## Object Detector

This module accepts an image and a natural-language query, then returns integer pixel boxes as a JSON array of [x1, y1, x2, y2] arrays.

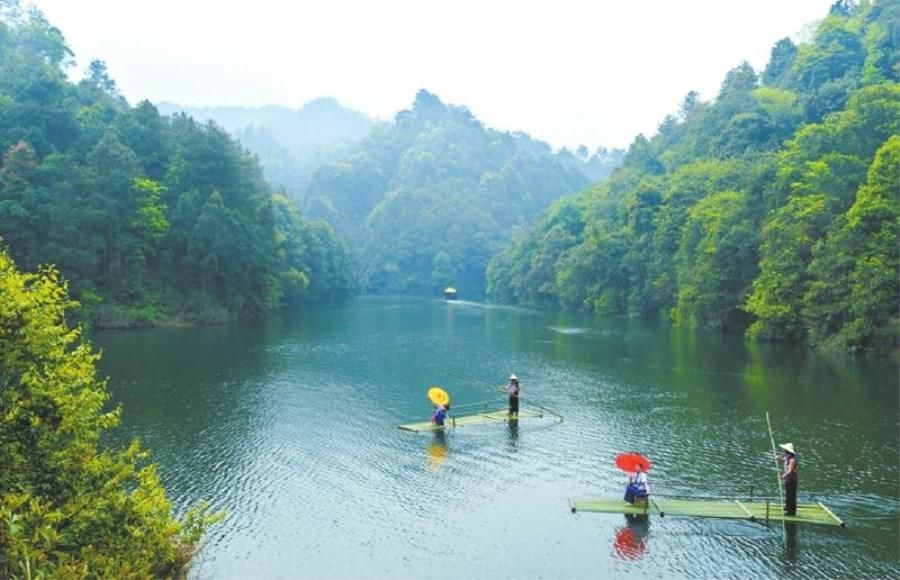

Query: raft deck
[[398, 409, 543, 432], [569, 497, 845, 527]]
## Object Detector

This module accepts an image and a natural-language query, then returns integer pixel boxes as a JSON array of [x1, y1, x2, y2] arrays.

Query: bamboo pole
[[818, 501, 847, 527], [450, 400, 489, 409], [450, 371, 564, 421], [651, 497, 665, 517], [766, 412, 787, 544], [734, 499, 755, 522]]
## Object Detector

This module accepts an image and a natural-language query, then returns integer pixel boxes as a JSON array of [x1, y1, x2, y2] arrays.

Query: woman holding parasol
[[617, 452, 652, 505], [428, 386, 451, 427]]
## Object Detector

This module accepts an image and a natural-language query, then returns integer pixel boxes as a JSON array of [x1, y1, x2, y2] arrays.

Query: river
[[93, 296, 899, 579]]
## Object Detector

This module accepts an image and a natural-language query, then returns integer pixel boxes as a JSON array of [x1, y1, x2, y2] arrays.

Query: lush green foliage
[[0, 3, 353, 327], [0, 247, 221, 577], [488, 0, 899, 353], [156, 99, 373, 196], [303, 90, 621, 295]]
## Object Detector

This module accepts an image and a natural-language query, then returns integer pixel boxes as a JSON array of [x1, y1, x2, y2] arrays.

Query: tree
[[829, 0, 855, 17], [129, 177, 170, 267], [0, 141, 42, 267], [622, 134, 665, 175], [86, 59, 117, 94], [679, 90, 701, 120], [763, 38, 798, 86], [802, 136, 900, 352], [673, 190, 759, 331], [719, 62, 758, 99], [745, 194, 829, 340], [0, 247, 220, 577]]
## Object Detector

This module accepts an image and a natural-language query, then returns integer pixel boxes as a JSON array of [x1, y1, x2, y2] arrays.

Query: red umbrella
[[615, 452, 652, 472]]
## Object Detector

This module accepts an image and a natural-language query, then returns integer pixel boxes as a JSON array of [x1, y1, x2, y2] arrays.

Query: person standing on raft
[[779, 442, 798, 515], [506, 374, 521, 417]]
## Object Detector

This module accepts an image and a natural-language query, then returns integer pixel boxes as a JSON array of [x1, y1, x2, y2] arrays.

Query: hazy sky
[[30, 0, 834, 151]]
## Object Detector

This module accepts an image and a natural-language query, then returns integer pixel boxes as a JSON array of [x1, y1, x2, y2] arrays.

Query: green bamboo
[[568, 497, 843, 526], [766, 412, 787, 544], [398, 408, 544, 432], [450, 371, 563, 420], [818, 501, 847, 527]]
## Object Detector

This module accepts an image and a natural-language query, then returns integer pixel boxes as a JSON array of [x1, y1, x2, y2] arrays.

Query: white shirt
[[630, 471, 650, 493]]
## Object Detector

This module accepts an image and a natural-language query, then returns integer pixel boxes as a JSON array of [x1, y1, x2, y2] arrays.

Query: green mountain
[[303, 90, 620, 296], [156, 99, 373, 195], [0, 7, 353, 327], [487, 0, 899, 353]]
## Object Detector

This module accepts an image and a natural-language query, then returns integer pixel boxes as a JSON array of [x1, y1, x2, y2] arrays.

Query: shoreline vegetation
[[0, 2, 355, 336], [486, 1, 899, 355], [2, 2, 896, 353], [0, 248, 224, 577]]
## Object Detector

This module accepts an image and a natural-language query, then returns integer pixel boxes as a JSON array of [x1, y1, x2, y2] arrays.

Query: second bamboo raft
[[569, 497, 845, 527]]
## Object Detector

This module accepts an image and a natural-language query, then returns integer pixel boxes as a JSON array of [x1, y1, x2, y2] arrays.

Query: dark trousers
[[509, 395, 519, 415], [624, 484, 647, 504], [784, 474, 798, 515]]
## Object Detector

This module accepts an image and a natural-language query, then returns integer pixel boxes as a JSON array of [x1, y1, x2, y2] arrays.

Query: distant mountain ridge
[[303, 89, 619, 296], [156, 98, 373, 194], [158, 93, 625, 297]]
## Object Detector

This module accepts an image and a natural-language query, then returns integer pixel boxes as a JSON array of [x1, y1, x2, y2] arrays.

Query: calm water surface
[[93, 296, 899, 579]]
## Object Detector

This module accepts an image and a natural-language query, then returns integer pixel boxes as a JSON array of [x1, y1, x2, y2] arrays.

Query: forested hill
[[488, 0, 899, 354], [0, 6, 354, 327], [303, 89, 622, 296], [157, 99, 373, 196]]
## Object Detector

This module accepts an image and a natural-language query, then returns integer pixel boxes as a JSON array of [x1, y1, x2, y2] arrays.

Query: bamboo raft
[[398, 409, 544, 432], [569, 497, 846, 527]]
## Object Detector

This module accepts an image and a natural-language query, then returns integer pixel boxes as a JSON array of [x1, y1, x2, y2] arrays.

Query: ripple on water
[[548, 326, 591, 335], [94, 297, 898, 579]]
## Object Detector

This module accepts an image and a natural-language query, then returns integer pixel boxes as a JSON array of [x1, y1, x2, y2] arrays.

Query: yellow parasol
[[427, 386, 450, 406]]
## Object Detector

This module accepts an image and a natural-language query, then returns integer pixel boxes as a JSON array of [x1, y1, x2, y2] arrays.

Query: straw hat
[[509, 374, 518, 381], [779, 443, 796, 454]]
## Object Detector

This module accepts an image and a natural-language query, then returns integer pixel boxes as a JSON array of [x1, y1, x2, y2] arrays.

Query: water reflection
[[782, 523, 799, 573], [612, 513, 650, 560], [507, 419, 519, 450], [426, 431, 448, 471]]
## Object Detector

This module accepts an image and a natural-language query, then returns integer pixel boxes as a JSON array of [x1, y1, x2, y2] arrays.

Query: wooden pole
[[766, 412, 787, 544], [452, 371, 563, 421], [734, 499, 755, 522], [818, 501, 847, 527], [651, 497, 665, 517]]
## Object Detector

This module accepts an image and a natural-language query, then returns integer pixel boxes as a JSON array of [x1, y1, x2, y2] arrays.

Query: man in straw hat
[[779, 442, 798, 516], [506, 374, 521, 418]]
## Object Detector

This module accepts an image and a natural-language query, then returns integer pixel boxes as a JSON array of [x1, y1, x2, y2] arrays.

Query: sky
[[29, 0, 835, 151]]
